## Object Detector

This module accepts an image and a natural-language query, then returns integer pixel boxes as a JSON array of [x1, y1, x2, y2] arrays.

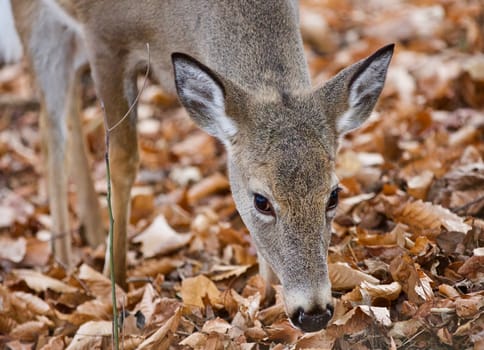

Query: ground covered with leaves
[[0, 0, 483, 349]]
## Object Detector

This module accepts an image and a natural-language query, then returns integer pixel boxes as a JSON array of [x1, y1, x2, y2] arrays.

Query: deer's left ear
[[172, 52, 238, 145], [319, 44, 394, 135]]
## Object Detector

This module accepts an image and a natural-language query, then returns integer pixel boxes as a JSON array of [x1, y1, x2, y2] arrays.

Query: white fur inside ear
[[336, 108, 357, 134], [349, 62, 387, 109], [337, 57, 389, 134], [175, 59, 238, 143]]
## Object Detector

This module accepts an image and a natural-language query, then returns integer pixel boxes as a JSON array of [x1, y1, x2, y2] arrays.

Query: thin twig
[[102, 100, 119, 350], [102, 43, 151, 350]]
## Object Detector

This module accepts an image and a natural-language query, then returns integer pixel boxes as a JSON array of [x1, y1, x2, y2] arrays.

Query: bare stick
[[102, 43, 151, 350], [101, 100, 119, 350]]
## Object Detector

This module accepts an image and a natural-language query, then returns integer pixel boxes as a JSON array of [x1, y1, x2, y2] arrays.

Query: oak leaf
[[392, 199, 471, 233]]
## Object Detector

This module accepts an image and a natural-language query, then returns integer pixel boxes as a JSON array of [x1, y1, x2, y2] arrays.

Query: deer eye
[[254, 194, 274, 215], [327, 187, 341, 211]]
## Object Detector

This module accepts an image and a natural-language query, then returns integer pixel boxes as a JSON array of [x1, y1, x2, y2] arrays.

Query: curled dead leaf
[[129, 257, 182, 280], [438, 284, 460, 298], [360, 281, 402, 301], [329, 262, 379, 290], [39, 335, 65, 350]]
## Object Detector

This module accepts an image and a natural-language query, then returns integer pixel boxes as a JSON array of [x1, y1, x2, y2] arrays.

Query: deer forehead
[[273, 146, 334, 204], [236, 134, 336, 202]]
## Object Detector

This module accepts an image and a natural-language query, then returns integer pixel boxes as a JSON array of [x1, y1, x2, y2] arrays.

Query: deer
[[1, 0, 393, 332]]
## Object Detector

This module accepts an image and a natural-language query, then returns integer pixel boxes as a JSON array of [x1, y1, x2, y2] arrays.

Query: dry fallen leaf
[[336, 193, 375, 217], [178, 332, 208, 348], [457, 255, 484, 282], [180, 275, 223, 309], [65, 321, 112, 350], [390, 255, 434, 304], [329, 262, 379, 290], [359, 281, 402, 301], [201, 317, 232, 334], [209, 264, 251, 281], [136, 307, 182, 350], [266, 320, 303, 344], [438, 284, 460, 299], [295, 329, 336, 350], [133, 215, 192, 258], [392, 199, 471, 233], [328, 305, 391, 339], [13, 269, 77, 293], [78, 264, 125, 303], [39, 336, 65, 350], [9, 320, 49, 342], [11, 291, 51, 316], [388, 319, 424, 339], [455, 293, 484, 318]]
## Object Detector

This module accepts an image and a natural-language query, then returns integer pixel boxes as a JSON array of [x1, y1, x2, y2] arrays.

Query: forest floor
[[0, 0, 483, 349]]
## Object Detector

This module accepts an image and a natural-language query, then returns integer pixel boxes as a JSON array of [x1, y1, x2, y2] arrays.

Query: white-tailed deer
[[2, 0, 393, 332]]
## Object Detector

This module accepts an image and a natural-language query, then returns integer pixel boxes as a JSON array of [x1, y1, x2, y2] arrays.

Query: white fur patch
[[336, 107, 357, 134], [0, 0, 23, 63], [349, 63, 386, 107]]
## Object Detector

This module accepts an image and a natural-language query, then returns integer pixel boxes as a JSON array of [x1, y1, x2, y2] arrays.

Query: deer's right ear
[[172, 53, 238, 145], [318, 44, 394, 136]]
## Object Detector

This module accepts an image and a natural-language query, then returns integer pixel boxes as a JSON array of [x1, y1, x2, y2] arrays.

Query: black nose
[[290, 304, 334, 332]]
